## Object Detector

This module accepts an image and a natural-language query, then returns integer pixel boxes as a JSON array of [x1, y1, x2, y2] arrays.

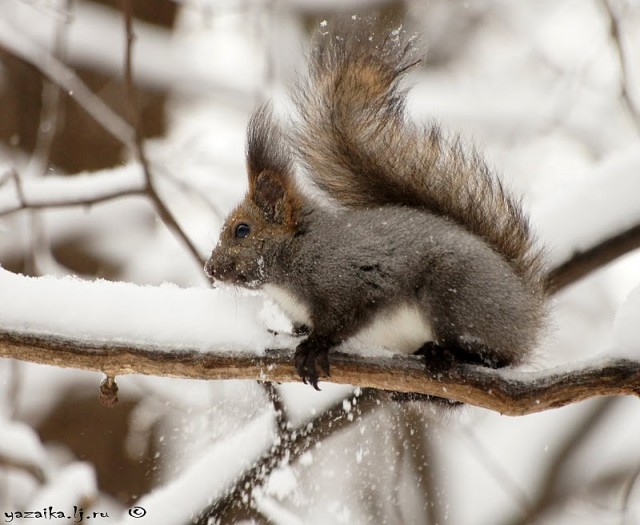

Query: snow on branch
[[0, 165, 145, 216], [0, 17, 134, 146], [0, 267, 639, 416]]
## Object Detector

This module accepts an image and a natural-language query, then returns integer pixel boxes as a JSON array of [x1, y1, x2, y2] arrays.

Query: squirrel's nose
[[204, 253, 233, 281], [204, 255, 224, 280], [204, 258, 215, 279]]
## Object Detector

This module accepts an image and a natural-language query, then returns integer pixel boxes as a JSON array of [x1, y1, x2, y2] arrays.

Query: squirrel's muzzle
[[204, 252, 231, 281], [204, 251, 249, 285], [203, 257, 216, 279]]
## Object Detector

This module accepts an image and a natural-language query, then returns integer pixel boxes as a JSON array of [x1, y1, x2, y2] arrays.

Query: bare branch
[[10, 169, 27, 206], [0, 7, 206, 270], [501, 398, 616, 525], [0, 330, 638, 416], [0, 18, 134, 145], [194, 388, 383, 524], [261, 381, 288, 439], [544, 223, 640, 293], [621, 463, 640, 525], [0, 170, 146, 217], [120, 0, 205, 268]]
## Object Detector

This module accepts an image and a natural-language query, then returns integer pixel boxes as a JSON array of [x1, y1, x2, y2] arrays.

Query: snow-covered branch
[[0, 165, 146, 216], [1, 327, 639, 417], [0, 16, 134, 146]]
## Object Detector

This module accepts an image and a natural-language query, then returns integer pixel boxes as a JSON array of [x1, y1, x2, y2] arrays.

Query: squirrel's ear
[[246, 104, 294, 224], [251, 170, 287, 223]]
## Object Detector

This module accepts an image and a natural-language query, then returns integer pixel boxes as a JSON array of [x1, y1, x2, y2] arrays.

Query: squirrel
[[204, 19, 547, 391]]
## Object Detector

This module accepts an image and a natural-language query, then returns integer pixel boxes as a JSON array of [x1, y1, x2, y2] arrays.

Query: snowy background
[[1, 0, 640, 524]]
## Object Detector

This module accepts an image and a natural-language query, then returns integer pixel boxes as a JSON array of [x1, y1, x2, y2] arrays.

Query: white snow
[[1, 2, 640, 524], [26, 462, 97, 514], [0, 0, 260, 98], [0, 267, 269, 353], [113, 411, 275, 525], [532, 142, 640, 266], [0, 419, 48, 475], [613, 283, 640, 358], [264, 466, 298, 500]]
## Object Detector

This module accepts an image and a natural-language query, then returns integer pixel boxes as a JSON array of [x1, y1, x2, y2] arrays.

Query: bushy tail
[[293, 18, 544, 291]]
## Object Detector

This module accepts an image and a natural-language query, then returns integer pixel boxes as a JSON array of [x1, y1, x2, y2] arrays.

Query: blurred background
[[1, 0, 640, 523]]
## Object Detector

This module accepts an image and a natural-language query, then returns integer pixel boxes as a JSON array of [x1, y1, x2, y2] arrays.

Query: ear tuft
[[246, 104, 300, 225], [247, 104, 290, 177]]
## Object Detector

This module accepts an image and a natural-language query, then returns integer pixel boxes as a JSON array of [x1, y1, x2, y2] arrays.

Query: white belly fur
[[263, 284, 433, 354], [263, 284, 312, 325], [354, 303, 434, 354]]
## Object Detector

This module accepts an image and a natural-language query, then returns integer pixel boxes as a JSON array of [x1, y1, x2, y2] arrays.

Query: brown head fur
[[205, 106, 305, 287]]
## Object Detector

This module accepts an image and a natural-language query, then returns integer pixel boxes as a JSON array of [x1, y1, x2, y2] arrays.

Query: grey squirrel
[[204, 20, 547, 390]]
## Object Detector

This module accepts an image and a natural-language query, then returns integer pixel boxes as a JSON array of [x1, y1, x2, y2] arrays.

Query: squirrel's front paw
[[294, 338, 331, 390]]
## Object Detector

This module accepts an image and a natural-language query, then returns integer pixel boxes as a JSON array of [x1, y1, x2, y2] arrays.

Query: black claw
[[294, 338, 332, 389], [318, 350, 330, 377]]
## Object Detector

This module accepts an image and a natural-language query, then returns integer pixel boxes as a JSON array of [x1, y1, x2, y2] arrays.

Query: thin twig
[[5, 359, 22, 419], [0, 18, 134, 145], [503, 398, 616, 525], [24, 0, 70, 277], [544, 223, 640, 293], [508, 466, 639, 525], [10, 170, 26, 206], [0, 186, 146, 216], [620, 463, 640, 525], [600, 0, 640, 134], [194, 388, 383, 524], [261, 381, 288, 439], [120, 0, 205, 268], [399, 406, 443, 525], [0, 170, 11, 188], [26, 0, 69, 181], [461, 425, 533, 513]]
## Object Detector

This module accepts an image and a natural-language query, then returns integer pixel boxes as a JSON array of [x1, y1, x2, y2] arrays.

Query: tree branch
[[120, 0, 205, 268], [193, 388, 383, 524], [501, 398, 617, 525], [0, 330, 638, 417], [0, 8, 206, 270], [0, 18, 134, 145], [544, 222, 640, 293], [0, 170, 146, 217]]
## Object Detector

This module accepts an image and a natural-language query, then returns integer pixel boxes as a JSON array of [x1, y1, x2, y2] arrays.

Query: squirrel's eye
[[234, 223, 251, 239]]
